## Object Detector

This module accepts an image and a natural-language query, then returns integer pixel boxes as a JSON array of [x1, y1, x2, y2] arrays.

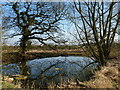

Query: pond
[[1, 56, 98, 87]]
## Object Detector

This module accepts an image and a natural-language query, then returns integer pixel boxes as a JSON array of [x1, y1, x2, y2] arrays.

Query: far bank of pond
[[2, 49, 86, 64]]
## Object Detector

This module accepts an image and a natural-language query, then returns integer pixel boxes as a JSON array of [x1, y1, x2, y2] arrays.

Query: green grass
[[2, 81, 16, 88]]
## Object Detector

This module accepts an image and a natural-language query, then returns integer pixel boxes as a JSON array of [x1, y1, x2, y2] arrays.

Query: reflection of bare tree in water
[[2, 56, 96, 88], [20, 60, 65, 88], [19, 59, 95, 88]]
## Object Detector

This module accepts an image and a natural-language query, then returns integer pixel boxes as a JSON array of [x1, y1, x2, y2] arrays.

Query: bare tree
[[2, 2, 66, 75], [69, 2, 120, 66]]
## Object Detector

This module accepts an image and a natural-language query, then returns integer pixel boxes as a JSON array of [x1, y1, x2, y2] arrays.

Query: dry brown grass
[[84, 60, 119, 88]]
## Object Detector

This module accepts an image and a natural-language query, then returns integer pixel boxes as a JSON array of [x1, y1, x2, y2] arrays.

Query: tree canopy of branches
[[69, 2, 120, 66], [2, 2, 66, 58]]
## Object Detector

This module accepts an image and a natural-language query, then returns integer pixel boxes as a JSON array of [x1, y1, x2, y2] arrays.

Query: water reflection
[[1, 56, 98, 88]]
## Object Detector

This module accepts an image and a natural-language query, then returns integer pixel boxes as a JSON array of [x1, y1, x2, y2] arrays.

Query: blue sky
[[2, 2, 119, 46], [2, 2, 79, 46], [3, 19, 77, 46]]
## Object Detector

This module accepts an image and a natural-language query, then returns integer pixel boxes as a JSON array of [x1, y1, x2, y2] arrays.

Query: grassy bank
[[80, 43, 120, 89], [82, 59, 119, 88]]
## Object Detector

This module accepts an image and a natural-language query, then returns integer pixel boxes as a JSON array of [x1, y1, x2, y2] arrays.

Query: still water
[[2, 56, 97, 82]]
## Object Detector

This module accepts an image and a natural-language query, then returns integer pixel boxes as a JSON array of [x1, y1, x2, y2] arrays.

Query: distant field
[[2, 43, 119, 64], [2, 45, 85, 64], [2, 45, 81, 52]]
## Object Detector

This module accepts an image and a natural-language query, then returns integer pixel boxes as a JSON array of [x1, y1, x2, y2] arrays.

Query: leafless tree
[[2, 2, 67, 76], [69, 2, 120, 66]]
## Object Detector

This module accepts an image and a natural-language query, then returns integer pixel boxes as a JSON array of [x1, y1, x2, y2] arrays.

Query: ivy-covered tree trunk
[[20, 30, 29, 88], [20, 28, 29, 75]]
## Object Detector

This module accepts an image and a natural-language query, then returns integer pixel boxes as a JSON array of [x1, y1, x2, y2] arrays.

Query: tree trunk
[[20, 35, 28, 75], [20, 35, 29, 88]]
